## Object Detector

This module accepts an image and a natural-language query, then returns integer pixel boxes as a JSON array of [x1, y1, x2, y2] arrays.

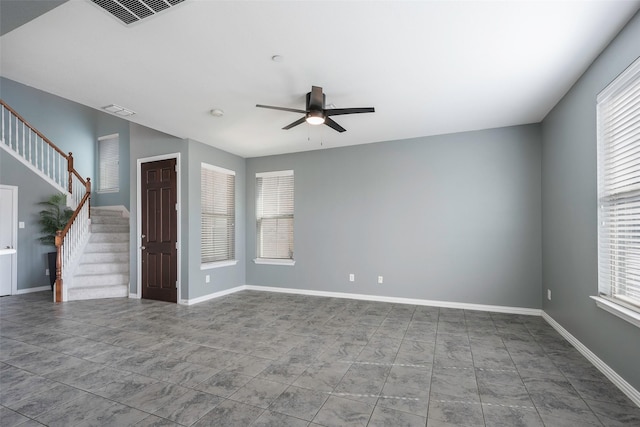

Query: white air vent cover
[[90, 0, 185, 25]]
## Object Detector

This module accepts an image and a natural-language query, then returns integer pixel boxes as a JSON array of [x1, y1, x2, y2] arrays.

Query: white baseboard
[[128, 292, 140, 299], [16, 285, 50, 295], [244, 285, 542, 316], [542, 312, 640, 407], [179, 285, 246, 305], [181, 284, 540, 316]]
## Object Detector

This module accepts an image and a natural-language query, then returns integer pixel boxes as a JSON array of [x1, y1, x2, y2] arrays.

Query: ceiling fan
[[256, 86, 375, 133]]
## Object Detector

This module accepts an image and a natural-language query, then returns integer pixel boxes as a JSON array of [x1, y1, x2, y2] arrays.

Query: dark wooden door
[[141, 158, 177, 303]]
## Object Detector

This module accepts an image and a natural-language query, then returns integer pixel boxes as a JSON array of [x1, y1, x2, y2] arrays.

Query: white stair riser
[[81, 252, 130, 264], [91, 209, 124, 217], [91, 224, 129, 233], [91, 216, 129, 225], [68, 285, 128, 300], [90, 233, 128, 243], [77, 262, 128, 275], [73, 273, 129, 286], [84, 242, 129, 253]]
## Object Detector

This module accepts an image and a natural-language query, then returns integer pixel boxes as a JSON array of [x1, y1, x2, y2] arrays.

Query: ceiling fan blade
[[282, 117, 307, 130], [309, 86, 324, 109], [256, 104, 306, 114], [324, 117, 346, 133], [324, 107, 375, 116]]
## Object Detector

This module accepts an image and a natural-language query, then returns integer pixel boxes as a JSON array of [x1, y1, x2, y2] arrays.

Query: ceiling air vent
[[90, 0, 186, 25]]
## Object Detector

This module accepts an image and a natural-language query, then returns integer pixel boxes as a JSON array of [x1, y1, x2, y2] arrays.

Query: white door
[[0, 185, 18, 296]]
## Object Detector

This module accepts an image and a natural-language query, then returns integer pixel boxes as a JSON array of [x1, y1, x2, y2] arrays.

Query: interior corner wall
[[246, 124, 542, 309], [541, 12, 640, 390], [186, 139, 246, 300], [128, 123, 188, 298]]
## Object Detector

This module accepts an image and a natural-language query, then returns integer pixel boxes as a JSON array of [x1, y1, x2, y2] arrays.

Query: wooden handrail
[[71, 168, 88, 188], [0, 99, 69, 159], [60, 188, 91, 237]]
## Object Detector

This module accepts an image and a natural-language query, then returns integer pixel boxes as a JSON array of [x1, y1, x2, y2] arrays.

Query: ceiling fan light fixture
[[306, 111, 325, 125]]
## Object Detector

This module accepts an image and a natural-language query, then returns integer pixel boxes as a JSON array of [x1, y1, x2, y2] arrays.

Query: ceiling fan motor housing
[[306, 90, 326, 111]]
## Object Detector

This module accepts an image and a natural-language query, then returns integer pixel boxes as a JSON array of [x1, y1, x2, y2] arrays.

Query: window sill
[[201, 260, 238, 270], [97, 189, 119, 194], [253, 258, 296, 266], [591, 296, 640, 329]]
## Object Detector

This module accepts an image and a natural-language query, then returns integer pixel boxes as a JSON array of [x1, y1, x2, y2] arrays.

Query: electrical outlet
[[349, 274, 355, 282], [45, 269, 49, 276], [205, 275, 210, 283], [547, 289, 551, 300], [378, 276, 383, 284]]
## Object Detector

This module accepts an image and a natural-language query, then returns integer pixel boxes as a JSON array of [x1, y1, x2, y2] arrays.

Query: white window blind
[[256, 170, 294, 259], [98, 134, 119, 192], [597, 56, 640, 312], [201, 164, 235, 264]]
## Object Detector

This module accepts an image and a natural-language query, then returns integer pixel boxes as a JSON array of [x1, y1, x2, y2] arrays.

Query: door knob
[[140, 246, 146, 250]]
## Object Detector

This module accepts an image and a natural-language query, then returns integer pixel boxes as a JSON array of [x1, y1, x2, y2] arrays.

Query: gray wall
[[186, 139, 246, 300], [541, 12, 640, 390], [246, 124, 542, 309], [0, 154, 63, 290]]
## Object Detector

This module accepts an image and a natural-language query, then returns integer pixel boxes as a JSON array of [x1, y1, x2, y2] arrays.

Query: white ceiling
[[1, 0, 638, 158]]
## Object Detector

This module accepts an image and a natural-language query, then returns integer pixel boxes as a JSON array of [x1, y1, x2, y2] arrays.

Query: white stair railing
[[1, 100, 71, 196], [56, 187, 91, 301], [1, 99, 91, 302]]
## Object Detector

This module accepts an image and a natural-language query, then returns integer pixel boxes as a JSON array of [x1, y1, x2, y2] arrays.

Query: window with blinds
[[98, 134, 119, 192], [201, 163, 235, 264], [256, 170, 294, 260], [597, 56, 640, 313]]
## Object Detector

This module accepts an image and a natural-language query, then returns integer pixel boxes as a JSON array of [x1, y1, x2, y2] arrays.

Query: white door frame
[[0, 185, 18, 295], [135, 152, 181, 303]]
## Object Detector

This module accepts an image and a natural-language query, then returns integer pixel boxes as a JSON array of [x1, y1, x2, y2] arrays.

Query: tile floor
[[1, 290, 639, 426]]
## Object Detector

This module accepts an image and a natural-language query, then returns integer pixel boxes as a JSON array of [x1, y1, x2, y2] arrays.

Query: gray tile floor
[[1, 290, 639, 427]]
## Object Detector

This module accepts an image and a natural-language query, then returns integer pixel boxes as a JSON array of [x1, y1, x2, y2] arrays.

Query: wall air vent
[[90, 0, 186, 25]]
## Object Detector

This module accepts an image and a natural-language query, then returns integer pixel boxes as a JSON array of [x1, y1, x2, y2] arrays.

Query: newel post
[[86, 177, 91, 217], [54, 230, 63, 303], [67, 152, 74, 194]]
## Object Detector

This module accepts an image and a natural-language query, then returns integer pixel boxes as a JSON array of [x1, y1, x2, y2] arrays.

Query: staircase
[[2, 99, 92, 302], [67, 208, 130, 300]]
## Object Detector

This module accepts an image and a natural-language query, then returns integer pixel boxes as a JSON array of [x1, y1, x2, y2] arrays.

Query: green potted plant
[[38, 193, 74, 289]]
